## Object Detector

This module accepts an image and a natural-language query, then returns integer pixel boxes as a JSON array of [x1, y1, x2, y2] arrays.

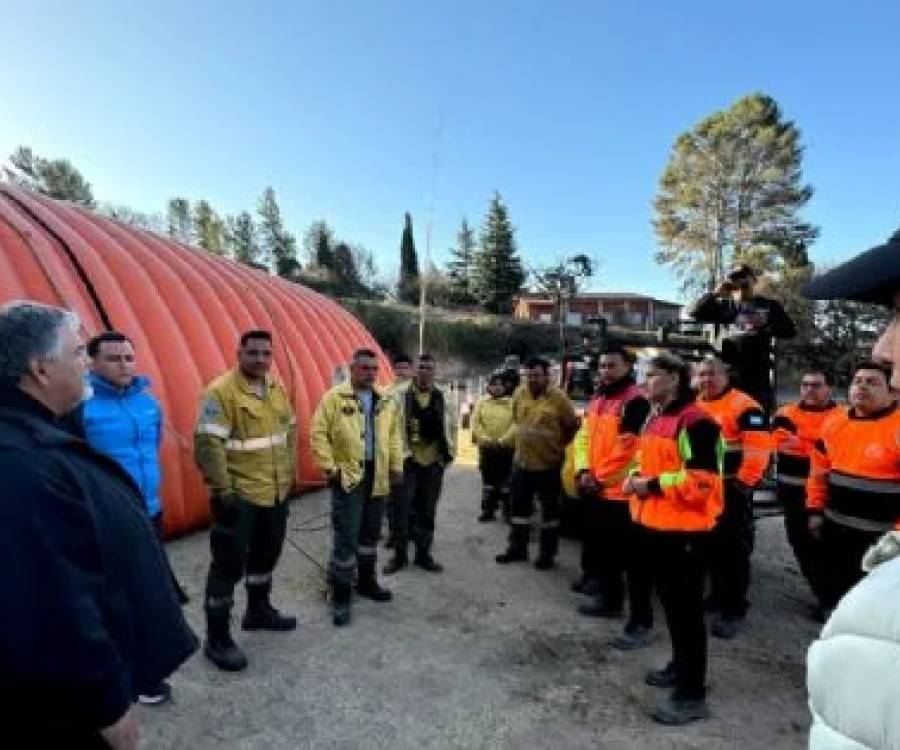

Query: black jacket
[[689, 293, 796, 411], [0, 387, 198, 741]]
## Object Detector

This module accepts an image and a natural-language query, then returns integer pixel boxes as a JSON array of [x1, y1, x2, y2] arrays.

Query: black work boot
[[357, 561, 393, 602], [496, 524, 529, 563], [383, 545, 408, 575], [479, 488, 497, 522], [645, 661, 678, 688], [535, 525, 559, 570], [204, 605, 249, 672], [651, 692, 709, 725], [414, 551, 443, 573], [242, 582, 297, 631], [578, 594, 622, 618], [332, 582, 352, 626]]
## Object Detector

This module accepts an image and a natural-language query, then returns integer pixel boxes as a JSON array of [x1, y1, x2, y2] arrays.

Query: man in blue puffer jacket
[[83, 333, 163, 519], [68, 331, 185, 706]]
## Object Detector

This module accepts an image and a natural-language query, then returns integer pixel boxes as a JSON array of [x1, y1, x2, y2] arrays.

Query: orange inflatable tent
[[0, 185, 390, 535]]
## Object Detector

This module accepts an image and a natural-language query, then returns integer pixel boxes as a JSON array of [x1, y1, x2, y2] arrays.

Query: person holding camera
[[690, 263, 795, 415]]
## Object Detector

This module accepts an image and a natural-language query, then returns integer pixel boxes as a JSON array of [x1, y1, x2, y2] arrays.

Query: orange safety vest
[[573, 381, 647, 502], [771, 401, 839, 489], [807, 405, 900, 533], [629, 399, 725, 532], [697, 387, 771, 486]]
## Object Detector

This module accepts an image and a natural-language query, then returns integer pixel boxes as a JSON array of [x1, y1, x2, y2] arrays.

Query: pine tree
[[7, 146, 96, 208], [472, 193, 525, 314], [226, 211, 261, 266], [303, 220, 335, 270], [258, 186, 299, 277], [333, 241, 362, 293], [193, 200, 225, 254], [654, 93, 817, 296], [446, 216, 477, 304], [166, 197, 193, 244], [398, 212, 420, 304]]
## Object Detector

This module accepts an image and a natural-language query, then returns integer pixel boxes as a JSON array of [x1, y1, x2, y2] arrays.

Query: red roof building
[[513, 292, 682, 330]]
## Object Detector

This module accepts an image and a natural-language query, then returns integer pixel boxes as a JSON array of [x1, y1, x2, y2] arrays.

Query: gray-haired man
[[0, 301, 196, 749]]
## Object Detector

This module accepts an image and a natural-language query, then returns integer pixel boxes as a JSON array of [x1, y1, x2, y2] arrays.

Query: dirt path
[[145, 463, 816, 749]]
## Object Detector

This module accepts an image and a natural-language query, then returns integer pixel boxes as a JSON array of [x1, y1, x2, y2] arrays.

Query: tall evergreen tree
[[6, 146, 96, 208], [333, 241, 362, 292], [226, 211, 261, 266], [653, 93, 817, 295], [398, 212, 420, 304], [303, 220, 335, 270], [258, 186, 299, 277], [166, 197, 193, 243], [472, 193, 525, 314], [193, 200, 225, 254], [446, 216, 477, 304]]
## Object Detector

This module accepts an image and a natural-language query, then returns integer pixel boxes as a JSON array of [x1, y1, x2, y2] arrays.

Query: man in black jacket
[[689, 264, 796, 415], [0, 301, 198, 749]]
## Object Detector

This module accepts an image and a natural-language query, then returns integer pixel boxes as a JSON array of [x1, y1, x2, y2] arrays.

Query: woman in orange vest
[[623, 353, 724, 726]]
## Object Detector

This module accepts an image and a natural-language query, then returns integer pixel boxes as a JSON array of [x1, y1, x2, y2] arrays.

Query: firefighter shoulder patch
[[201, 397, 224, 423]]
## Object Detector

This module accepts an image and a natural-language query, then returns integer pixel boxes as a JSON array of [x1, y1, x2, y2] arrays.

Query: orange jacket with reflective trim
[[771, 401, 839, 487], [807, 405, 900, 532], [572, 378, 650, 502], [697, 387, 771, 487], [628, 397, 725, 532]]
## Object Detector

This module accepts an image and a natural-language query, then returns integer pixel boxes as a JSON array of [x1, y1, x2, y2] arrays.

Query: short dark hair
[[392, 352, 412, 366], [600, 344, 634, 364], [488, 371, 505, 386], [648, 353, 692, 399], [87, 331, 133, 358], [852, 359, 892, 383], [240, 329, 272, 347], [353, 348, 378, 361], [526, 356, 550, 374], [802, 368, 835, 387], [727, 263, 757, 281]]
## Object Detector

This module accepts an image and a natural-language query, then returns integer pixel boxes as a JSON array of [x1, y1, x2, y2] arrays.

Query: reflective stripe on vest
[[777, 474, 807, 487], [225, 432, 289, 452], [829, 472, 900, 495], [824, 507, 895, 534], [197, 423, 230, 438]]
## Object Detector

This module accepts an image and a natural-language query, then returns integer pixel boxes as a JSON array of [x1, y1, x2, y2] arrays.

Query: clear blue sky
[[2, 0, 898, 303]]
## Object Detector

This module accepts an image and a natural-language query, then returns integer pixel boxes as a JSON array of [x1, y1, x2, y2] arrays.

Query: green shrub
[[339, 300, 564, 366]]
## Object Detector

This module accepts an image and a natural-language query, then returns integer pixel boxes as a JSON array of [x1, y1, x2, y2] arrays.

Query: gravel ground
[[143, 457, 817, 749]]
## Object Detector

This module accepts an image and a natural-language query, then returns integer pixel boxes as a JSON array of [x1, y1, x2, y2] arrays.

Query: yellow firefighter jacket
[[310, 382, 403, 497], [503, 385, 579, 471], [471, 395, 514, 446], [194, 369, 297, 507]]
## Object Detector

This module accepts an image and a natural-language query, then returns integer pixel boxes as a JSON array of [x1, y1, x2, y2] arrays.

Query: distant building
[[513, 292, 682, 330]]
